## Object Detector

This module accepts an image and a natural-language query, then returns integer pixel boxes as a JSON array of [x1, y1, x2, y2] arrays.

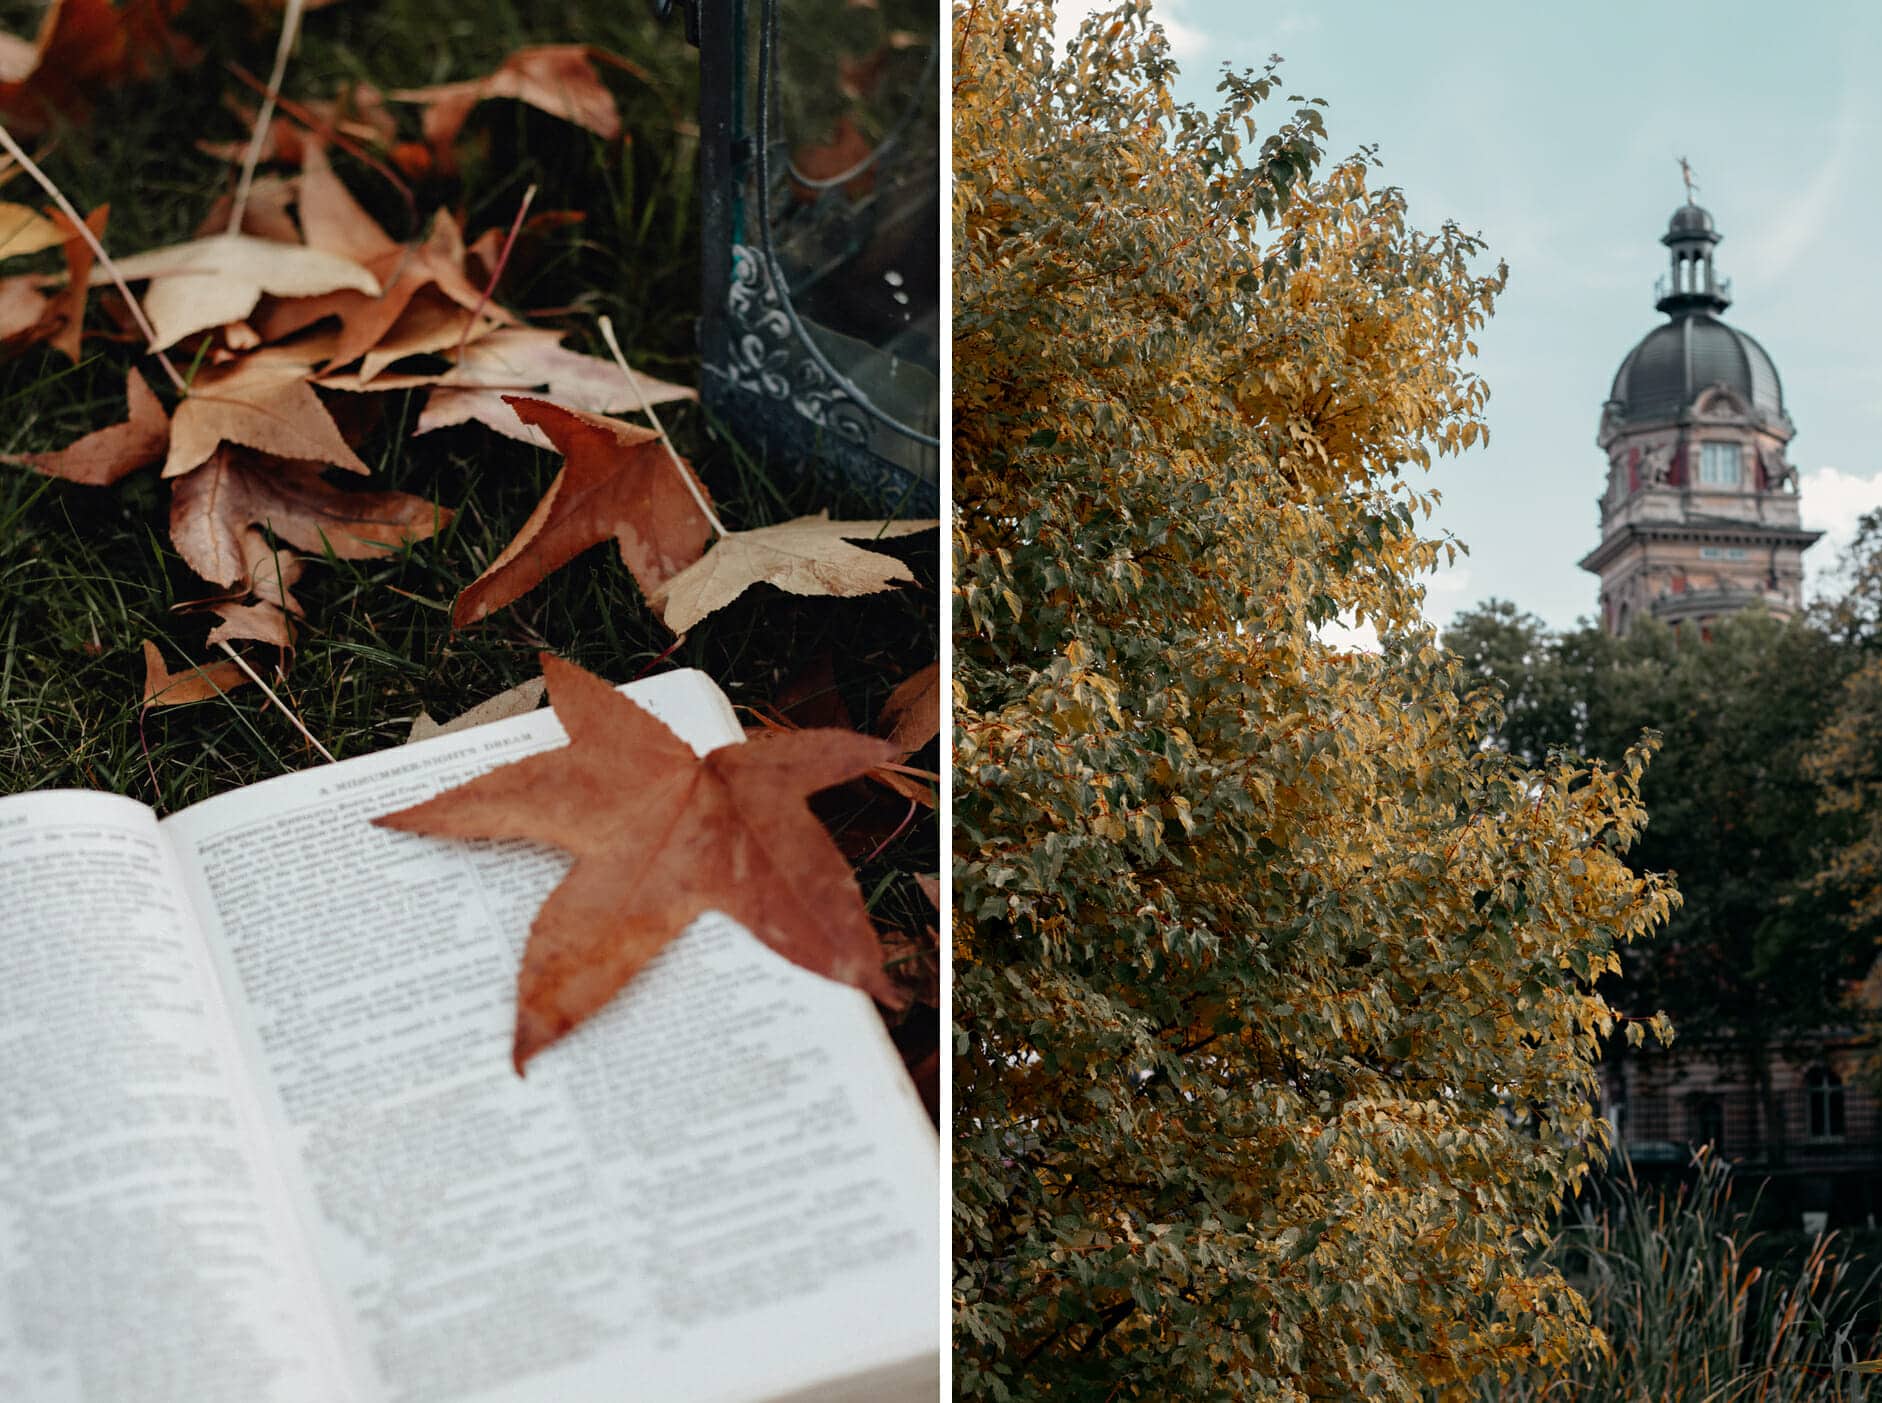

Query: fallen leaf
[[651, 511, 935, 633], [407, 675, 546, 742], [388, 45, 623, 168], [169, 445, 448, 587], [319, 326, 694, 447], [0, 275, 49, 349], [98, 231, 379, 350], [374, 653, 897, 1071], [0, 202, 62, 259], [199, 78, 396, 167], [464, 208, 583, 285], [45, 203, 107, 363], [195, 174, 301, 243], [164, 340, 371, 479], [205, 599, 295, 649], [140, 638, 250, 707], [878, 661, 939, 754], [0, 0, 196, 135], [352, 289, 504, 383], [273, 148, 501, 369], [452, 396, 712, 627], [915, 873, 939, 908], [235, 528, 305, 615], [4, 367, 167, 485], [293, 140, 399, 266]]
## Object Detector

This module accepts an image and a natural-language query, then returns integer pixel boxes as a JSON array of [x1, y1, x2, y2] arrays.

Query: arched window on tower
[[1805, 1065, 1846, 1141]]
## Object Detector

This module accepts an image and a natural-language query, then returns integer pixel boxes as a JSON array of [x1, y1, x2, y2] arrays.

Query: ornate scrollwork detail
[[724, 245, 871, 446]]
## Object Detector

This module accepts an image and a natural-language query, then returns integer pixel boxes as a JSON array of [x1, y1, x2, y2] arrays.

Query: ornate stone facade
[[1581, 203, 1820, 635]]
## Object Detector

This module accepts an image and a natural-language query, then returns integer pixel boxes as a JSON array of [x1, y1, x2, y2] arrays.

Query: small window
[[1700, 442, 1742, 486], [1806, 1066, 1846, 1141]]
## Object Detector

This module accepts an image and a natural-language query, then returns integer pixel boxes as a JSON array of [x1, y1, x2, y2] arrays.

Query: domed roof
[[1665, 203, 1716, 239], [1607, 313, 1785, 427]]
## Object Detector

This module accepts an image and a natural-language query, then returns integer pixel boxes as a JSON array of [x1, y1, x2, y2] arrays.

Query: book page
[[162, 669, 939, 1403], [0, 790, 349, 1403]]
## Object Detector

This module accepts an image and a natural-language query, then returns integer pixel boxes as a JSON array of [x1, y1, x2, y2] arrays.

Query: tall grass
[[1481, 1154, 1881, 1401]]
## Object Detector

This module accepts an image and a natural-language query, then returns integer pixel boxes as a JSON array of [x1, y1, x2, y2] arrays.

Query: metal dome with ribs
[[1607, 313, 1785, 427]]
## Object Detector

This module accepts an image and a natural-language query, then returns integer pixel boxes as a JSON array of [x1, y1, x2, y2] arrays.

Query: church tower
[[1580, 195, 1820, 636]]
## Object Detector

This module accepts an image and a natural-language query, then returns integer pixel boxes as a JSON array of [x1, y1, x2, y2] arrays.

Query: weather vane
[[1678, 155, 1699, 204]]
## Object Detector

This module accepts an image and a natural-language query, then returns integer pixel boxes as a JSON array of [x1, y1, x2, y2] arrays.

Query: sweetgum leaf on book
[[373, 653, 897, 1073]]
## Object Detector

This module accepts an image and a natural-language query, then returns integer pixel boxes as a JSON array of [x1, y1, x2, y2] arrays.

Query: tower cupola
[[1656, 200, 1731, 316]]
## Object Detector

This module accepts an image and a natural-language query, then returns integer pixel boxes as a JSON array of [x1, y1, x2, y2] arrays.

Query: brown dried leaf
[[274, 154, 500, 368], [140, 638, 250, 707], [199, 79, 395, 167], [453, 396, 712, 627], [236, 528, 305, 615], [164, 341, 370, 479], [352, 290, 503, 383], [652, 512, 935, 633], [374, 653, 897, 1071], [45, 203, 106, 363], [205, 599, 296, 649], [0, 0, 196, 135], [318, 327, 694, 446], [406, 675, 546, 742], [388, 45, 623, 167], [0, 202, 61, 259], [100, 232, 379, 351], [4, 367, 167, 485], [195, 174, 301, 243], [878, 661, 939, 755], [169, 445, 449, 587], [0, 275, 49, 349]]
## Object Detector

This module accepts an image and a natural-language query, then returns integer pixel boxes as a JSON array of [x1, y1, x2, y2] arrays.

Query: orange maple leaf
[[374, 653, 897, 1072], [0, 0, 195, 135], [2, 366, 167, 485], [451, 396, 713, 628], [388, 45, 628, 171]]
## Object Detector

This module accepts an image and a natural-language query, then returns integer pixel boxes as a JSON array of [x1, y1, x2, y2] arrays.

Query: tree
[[953, 4, 1674, 1398], [1446, 601, 1874, 1149], [1808, 510, 1882, 934]]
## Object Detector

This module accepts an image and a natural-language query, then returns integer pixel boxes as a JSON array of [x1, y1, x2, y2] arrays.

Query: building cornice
[[1579, 517, 1823, 576]]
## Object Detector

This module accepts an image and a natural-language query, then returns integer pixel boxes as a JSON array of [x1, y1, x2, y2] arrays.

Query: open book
[[0, 669, 938, 1403]]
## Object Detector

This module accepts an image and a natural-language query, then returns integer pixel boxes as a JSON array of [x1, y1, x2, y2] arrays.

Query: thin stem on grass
[[597, 314, 726, 536], [0, 121, 185, 391], [216, 642, 336, 764], [229, 0, 306, 234], [456, 182, 536, 361]]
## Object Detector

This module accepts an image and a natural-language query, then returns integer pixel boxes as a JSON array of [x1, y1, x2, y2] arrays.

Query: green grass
[[0, 0, 938, 1040], [1475, 1154, 1882, 1401]]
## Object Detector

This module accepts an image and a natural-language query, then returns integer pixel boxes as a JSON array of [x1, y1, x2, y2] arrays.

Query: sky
[[1049, 0, 1882, 633]]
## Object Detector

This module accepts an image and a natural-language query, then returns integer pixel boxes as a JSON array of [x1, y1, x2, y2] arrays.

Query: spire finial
[[1678, 155, 1699, 205]]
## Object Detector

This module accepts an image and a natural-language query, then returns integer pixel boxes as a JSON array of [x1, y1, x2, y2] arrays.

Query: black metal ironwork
[[657, 0, 938, 513]]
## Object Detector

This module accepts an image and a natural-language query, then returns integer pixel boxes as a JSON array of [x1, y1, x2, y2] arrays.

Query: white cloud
[[1800, 464, 1882, 601], [1051, 0, 1208, 60]]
